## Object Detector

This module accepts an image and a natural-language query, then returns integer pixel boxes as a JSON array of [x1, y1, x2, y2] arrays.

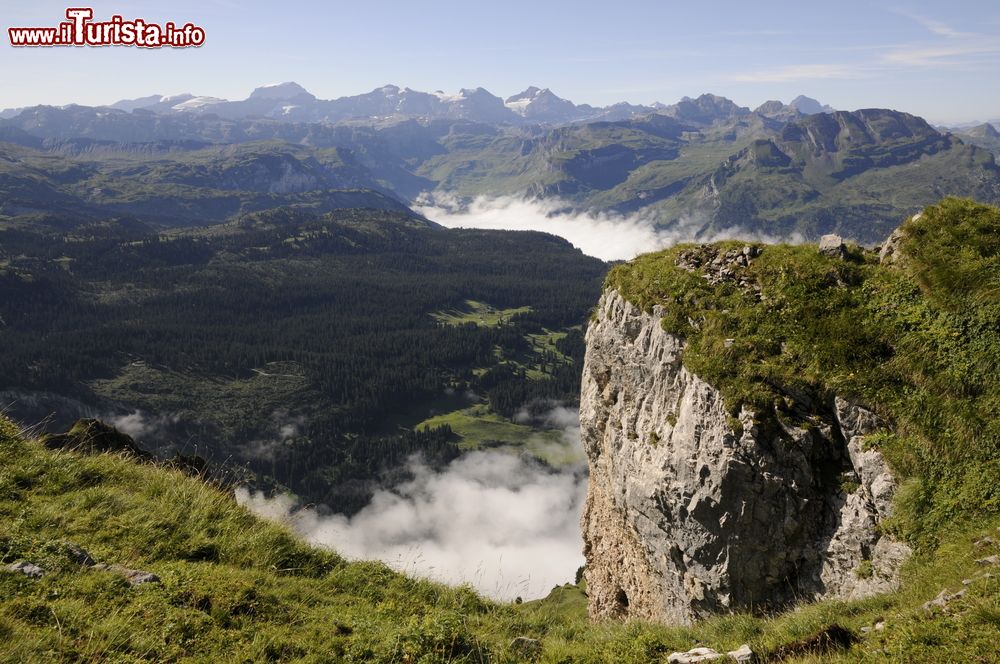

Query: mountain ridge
[[3, 84, 840, 128], [2, 103, 998, 243]]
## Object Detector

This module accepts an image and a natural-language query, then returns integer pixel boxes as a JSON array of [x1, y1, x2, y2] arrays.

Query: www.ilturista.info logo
[[8, 8, 205, 48]]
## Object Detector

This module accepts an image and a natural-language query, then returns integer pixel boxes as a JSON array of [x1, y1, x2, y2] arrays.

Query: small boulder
[[508, 636, 541, 659], [727, 644, 756, 662], [64, 542, 96, 567], [123, 569, 160, 585], [5, 561, 45, 578], [668, 647, 724, 663], [879, 227, 906, 265], [818, 234, 847, 258], [975, 555, 999, 566], [92, 563, 160, 586], [863, 620, 887, 634], [921, 588, 965, 612]]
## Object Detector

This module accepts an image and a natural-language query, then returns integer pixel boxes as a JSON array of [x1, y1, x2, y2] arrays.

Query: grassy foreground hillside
[[2, 414, 999, 663]]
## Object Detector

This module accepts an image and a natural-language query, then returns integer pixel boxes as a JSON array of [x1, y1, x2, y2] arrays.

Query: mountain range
[[1, 84, 999, 244], [1, 82, 836, 128], [950, 122, 1000, 155]]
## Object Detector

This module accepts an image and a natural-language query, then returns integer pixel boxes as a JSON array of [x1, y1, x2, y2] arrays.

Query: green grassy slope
[[412, 110, 1000, 244], [2, 415, 999, 663], [0, 140, 405, 231]]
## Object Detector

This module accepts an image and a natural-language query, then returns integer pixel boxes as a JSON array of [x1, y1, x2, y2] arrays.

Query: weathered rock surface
[[580, 290, 908, 624], [667, 647, 723, 663], [92, 563, 160, 585], [819, 234, 847, 258], [726, 644, 756, 663], [5, 561, 45, 578], [878, 227, 906, 265], [666, 645, 754, 663], [64, 542, 97, 567]]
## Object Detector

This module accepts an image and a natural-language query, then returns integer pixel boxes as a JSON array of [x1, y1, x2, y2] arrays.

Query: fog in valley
[[416, 194, 798, 261], [237, 406, 587, 601]]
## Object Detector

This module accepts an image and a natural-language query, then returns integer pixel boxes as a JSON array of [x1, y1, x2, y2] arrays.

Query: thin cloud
[[110, 410, 180, 441], [728, 11, 1000, 83], [882, 40, 1000, 67], [892, 9, 970, 39], [882, 10, 1000, 67], [556, 49, 706, 64], [716, 29, 793, 37], [416, 194, 668, 261], [728, 63, 862, 83]]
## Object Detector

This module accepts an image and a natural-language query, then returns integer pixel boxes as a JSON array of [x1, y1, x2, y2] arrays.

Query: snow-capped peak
[[433, 90, 467, 103], [505, 86, 546, 104], [172, 96, 226, 111], [504, 87, 572, 117]]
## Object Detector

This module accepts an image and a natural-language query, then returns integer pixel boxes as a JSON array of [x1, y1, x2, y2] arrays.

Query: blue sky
[[1, 0, 998, 123]]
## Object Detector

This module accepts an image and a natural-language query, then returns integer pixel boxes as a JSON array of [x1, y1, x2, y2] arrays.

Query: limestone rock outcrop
[[580, 290, 908, 624]]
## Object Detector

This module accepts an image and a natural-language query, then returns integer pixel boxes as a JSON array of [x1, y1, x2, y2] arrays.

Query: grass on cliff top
[[605, 197, 1000, 548], [2, 415, 1000, 662]]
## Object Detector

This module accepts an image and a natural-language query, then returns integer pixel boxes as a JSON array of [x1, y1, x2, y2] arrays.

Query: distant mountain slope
[[412, 108, 1000, 243], [3, 93, 997, 243], [0, 140, 407, 227], [951, 122, 1000, 156], [683, 109, 1000, 241], [789, 94, 836, 114]]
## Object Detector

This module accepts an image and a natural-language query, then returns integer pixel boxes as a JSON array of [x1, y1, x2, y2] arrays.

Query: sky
[[1, 0, 998, 124]]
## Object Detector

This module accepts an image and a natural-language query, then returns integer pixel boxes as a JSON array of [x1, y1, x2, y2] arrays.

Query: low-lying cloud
[[415, 194, 792, 261], [110, 410, 180, 441], [236, 407, 587, 601], [245, 409, 307, 461]]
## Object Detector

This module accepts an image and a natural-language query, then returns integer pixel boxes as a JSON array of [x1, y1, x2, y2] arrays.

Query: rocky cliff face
[[581, 290, 909, 625]]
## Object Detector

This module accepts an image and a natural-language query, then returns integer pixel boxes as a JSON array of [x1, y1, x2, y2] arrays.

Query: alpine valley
[[2, 80, 1000, 663], [2, 83, 999, 242]]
